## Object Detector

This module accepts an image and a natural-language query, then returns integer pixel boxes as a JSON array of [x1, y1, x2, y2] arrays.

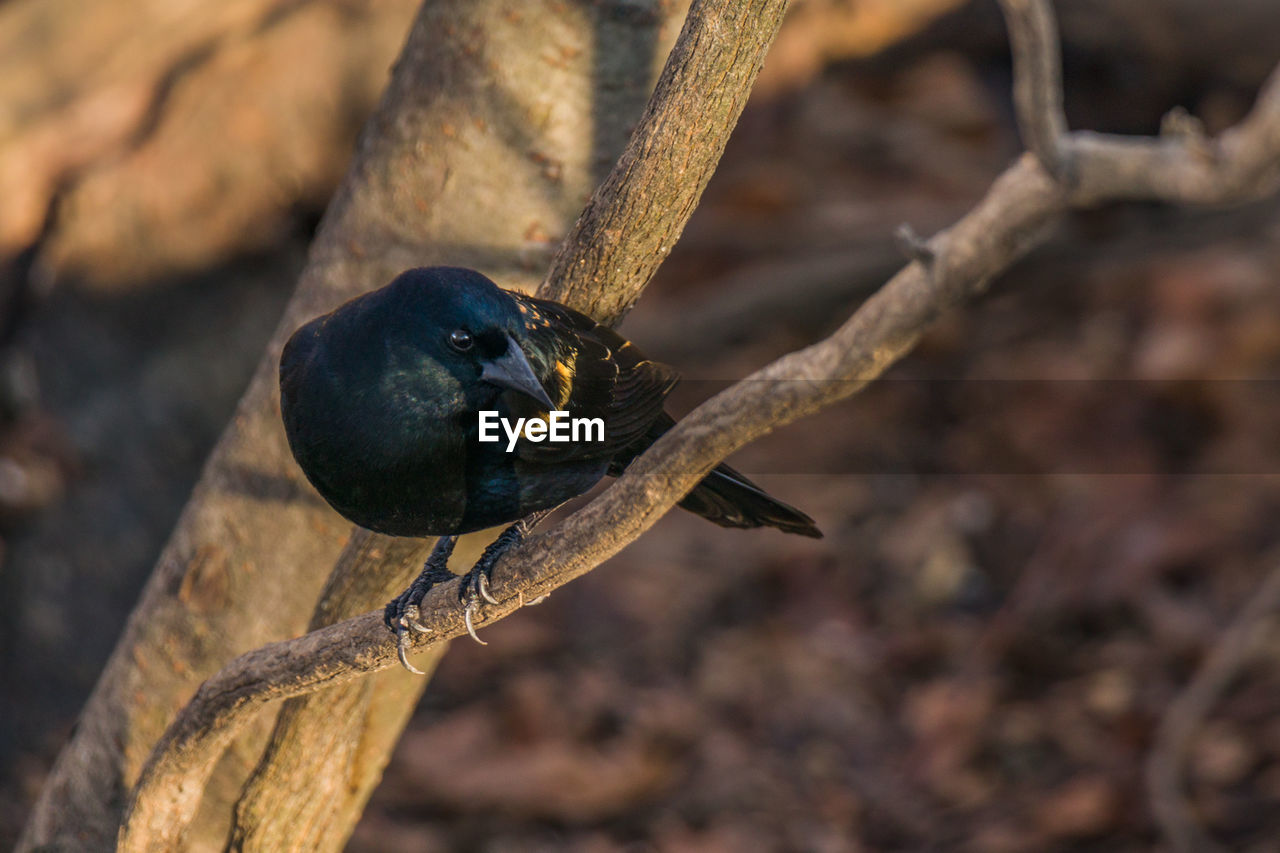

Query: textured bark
[[225, 531, 472, 852], [223, 531, 437, 852], [19, 2, 683, 850]]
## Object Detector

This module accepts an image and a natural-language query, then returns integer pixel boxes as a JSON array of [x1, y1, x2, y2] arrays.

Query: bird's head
[[372, 267, 555, 410]]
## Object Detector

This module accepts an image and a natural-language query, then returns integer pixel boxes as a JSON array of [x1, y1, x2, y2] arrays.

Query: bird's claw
[[453, 533, 511, 644], [517, 589, 549, 607], [475, 570, 500, 606], [459, 582, 547, 644], [458, 568, 493, 645], [395, 622, 426, 675], [385, 535, 458, 674], [463, 598, 488, 645], [388, 516, 547, 655]]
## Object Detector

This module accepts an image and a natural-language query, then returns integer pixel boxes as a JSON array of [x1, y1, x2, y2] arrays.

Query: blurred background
[[4, 0, 1280, 849]]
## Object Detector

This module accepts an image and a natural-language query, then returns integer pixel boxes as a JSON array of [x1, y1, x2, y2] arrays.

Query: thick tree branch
[[121, 1, 1280, 847], [225, 529, 442, 851]]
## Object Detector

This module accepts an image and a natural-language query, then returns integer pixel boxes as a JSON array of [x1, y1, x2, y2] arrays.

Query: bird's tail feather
[[679, 462, 823, 539], [613, 413, 822, 538]]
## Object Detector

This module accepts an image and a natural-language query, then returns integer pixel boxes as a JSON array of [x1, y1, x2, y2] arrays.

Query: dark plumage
[[279, 266, 821, 662]]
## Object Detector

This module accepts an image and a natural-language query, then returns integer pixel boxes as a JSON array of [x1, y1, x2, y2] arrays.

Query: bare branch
[[997, 0, 1069, 177], [120, 2, 1280, 849], [1146, 559, 1280, 853], [1067, 64, 1280, 206], [999, 0, 1280, 203]]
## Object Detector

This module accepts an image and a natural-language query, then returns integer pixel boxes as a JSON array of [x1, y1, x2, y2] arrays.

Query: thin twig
[[1146, 560, 1280, 853], [997, 0, 1069, 178], [1066, 63, 1280, 206]]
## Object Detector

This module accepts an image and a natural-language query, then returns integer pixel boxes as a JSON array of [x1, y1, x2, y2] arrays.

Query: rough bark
[[117, 2, 1280, 847], [226, 532, 448, 852], [19, 1, 683, 850], [225, 530, 479, 851]]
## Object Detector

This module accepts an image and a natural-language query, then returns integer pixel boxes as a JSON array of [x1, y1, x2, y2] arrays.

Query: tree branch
[[997, 0, 1068, 177], [120, 0, 1280, 848], [223, 2, 699, 848], [1066, 63, 1280, 206], [997, 0, 1280, 204], [224, 529, 443, 851]]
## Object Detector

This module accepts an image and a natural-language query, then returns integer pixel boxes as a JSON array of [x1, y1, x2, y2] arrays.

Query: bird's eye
[[448, 329, 473, 352]]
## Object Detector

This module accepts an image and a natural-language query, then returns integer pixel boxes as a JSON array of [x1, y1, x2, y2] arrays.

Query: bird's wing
[[507, 292, 678, 464]]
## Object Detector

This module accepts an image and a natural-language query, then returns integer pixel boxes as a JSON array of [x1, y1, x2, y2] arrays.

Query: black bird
[[279, 267, 821, 668]]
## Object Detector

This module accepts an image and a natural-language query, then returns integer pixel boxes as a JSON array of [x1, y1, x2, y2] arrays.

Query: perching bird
[[279, 266, 821, 668]]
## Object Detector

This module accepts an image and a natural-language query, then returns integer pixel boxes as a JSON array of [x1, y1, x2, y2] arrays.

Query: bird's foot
[[385, 535, 457, 674], [457, 512, 549, 644], [457, 519, 528, 645], [387, 513, 550, 665]]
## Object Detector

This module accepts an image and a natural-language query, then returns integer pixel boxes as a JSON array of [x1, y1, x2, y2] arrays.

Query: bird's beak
[[480, 334, 556, 410]]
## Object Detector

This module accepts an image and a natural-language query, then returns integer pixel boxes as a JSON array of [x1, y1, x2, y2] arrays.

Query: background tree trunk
[[0, 0, 423, 289]]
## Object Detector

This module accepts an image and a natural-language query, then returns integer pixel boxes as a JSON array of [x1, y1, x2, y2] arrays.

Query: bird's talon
[[477, 572, 500, 605], [525, 593, 548, 607], [464, 601, 488, 645], [396, 627, 426, 675]]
